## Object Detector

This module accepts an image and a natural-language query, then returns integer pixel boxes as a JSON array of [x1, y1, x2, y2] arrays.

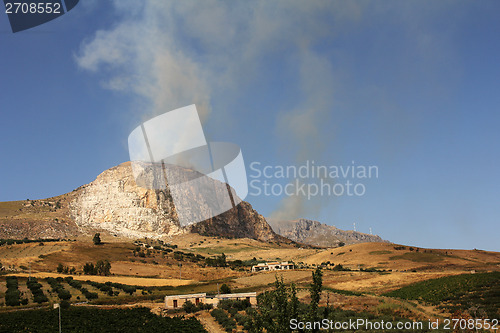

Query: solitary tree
[[220, 283, 231, 294], [309, 266, 323, 332], [92, 233, 102, 245], [247, 275, 299, 333]]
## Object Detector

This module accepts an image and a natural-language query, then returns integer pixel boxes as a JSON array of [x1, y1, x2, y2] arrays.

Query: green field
[[384, 272, 500, 318], [0, 307, 206, 333]]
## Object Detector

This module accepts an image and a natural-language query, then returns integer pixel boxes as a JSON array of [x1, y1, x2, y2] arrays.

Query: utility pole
[[54, 303, 61, 333]]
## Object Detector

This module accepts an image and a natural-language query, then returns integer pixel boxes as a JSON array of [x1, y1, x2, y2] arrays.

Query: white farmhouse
[[251, 261, 294, 272]]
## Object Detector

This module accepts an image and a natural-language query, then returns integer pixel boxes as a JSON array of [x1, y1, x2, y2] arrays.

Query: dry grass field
[[1, 234, 499, 333], [0, 243, 69, 260], [170, 234, 321, 262], [301, 242, 500, 272], [110, 260, 243, 281], [2, 236, 499, 289]]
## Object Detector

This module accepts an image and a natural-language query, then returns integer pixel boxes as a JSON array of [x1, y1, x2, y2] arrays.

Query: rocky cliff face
[[69, 162, 182, 239], [66, 162, 280, 241], [268, 218, 388, 247], [189, 201, 281, 242]]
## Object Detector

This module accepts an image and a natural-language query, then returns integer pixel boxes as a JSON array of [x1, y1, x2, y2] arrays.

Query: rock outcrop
[[268, 218, 388, 247], [69, 162, 182, 239], [189, 201, 281, 242]]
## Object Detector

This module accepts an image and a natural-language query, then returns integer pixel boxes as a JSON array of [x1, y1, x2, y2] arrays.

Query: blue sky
[[0, 1, 499, 251]]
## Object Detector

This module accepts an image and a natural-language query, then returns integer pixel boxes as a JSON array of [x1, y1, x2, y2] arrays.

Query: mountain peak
[[0, 162, 280, 242], [267, 218, 388, 247]]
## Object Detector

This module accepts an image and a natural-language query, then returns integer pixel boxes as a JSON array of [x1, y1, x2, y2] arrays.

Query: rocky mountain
[[0, 162, 282, 242], [268, 218, 388, 247]]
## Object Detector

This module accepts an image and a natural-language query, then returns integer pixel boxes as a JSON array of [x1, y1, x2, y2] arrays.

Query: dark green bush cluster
[[88, 281, 115, 296], [331, 263, 351, 271], [204, 253, 227, 267], [45, 277, 71, 300], [83, 260, 111, 276], [233, 312, 251, 328], [219, 283, 231, 294], [169, 249, 247, 269], [171, 250, 206, 263], [57, 263, 76, 274], [64, 276, 82, 289], [0, 306, 207, 333], [81, 287, 98, 300], [5, 276, 24, 306], [112, 282, 137, 295], [182, 300, 214, 313], [65, 277, 96, 300], [27, 278, 49, 304], [211, 308, 236, 332], [217, 298, 251, 312], [88, 280, 139, 295], [60, 277, 97, 300], [0, 238, 70, 246]]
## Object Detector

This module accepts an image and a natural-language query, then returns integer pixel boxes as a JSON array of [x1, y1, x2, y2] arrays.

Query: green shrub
[[183, 300, 196, 313], [60, 300, 71, 309], [5, 276, 21, 306], [27, 278, 49, 304], [34, 294, 49, 303], [220, 283, 231, 294], [211, 308, 236, 332]]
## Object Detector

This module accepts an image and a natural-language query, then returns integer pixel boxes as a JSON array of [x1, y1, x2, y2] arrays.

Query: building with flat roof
[[251, 261, 294, 272], [165, 292, 257, 309]]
